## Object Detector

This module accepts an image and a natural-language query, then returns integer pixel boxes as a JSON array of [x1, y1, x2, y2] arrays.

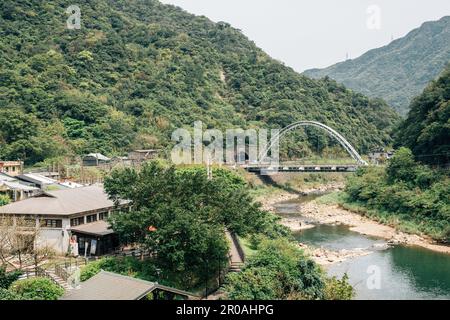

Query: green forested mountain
[[395, 65, 450, 166], [0, 0, 399, 165], [304, 16, 450, 116]]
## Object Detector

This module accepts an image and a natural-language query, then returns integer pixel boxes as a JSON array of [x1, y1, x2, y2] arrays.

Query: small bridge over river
[[244, 164, 360, 174], [242, 121, 367, 174]]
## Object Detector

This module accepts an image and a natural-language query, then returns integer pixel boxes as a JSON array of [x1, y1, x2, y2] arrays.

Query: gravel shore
[[259, 186, 450, 266]]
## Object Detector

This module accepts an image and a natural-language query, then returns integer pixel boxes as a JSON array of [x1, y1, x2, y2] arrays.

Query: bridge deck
[[244, 164, 361, 173]]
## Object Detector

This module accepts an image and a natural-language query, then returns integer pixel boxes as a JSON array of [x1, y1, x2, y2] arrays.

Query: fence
[[54, 258, 87, 281], [35, 266, 60, 287], [54, 264, 71, 282], [114, 249, 151, 259]]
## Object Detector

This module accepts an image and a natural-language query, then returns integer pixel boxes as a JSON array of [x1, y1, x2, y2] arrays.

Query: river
[[274, 195, 450, 300]]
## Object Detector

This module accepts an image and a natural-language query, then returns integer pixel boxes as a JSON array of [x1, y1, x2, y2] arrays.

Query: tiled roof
[[60, 271, 197, 300], [60, 271, 156, 300], [0, 186, 125, 216], [70, 220, 114, 236]]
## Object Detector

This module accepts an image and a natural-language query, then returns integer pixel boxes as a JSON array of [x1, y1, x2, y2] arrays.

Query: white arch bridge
[[245, 120, 368, 174]]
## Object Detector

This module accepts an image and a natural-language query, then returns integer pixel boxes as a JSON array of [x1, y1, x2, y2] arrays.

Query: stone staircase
[[229, 261, 244, 273], [226, 231, 245, 273], [45, 268, 73, 291], [16, 266, 73, 292]]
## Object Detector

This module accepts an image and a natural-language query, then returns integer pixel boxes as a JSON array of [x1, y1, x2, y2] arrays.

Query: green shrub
[[386, 147, 417, 184], [0, 267, 22, 289], [10, 277, 64, 300], [0, 194, 10, 206], [226, 238, 327, 300], [324, 274, 355, 300], [80, 257, 159, 283], [225, 267, 282, 300], [441, 225, 450, 244], [343, 153, 449, 241], [0, 288, 21, 300], [80, 260, 104, 282], [248, 234, 264, 250]]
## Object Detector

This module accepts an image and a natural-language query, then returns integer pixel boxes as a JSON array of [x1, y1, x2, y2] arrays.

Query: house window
[[70, 217, 84, 227], [22, 218, 36, 227], [99, 212, 109, 220], [43, 219, 62, 228], [86, 214, 97, 223]]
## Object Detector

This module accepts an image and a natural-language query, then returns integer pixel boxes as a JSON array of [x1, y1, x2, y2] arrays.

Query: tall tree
[[395, 65, 450, 166], [104, 162, 270, 277]]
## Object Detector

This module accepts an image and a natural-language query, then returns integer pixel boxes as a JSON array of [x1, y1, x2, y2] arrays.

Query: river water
[[274, 195, 450, 300]]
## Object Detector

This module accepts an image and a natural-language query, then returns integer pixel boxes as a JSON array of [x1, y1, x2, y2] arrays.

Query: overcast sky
[[159, 0, 450, 72]]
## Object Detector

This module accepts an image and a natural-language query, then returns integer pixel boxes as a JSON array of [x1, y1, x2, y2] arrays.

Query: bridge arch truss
[[259, 120, 367, 166]]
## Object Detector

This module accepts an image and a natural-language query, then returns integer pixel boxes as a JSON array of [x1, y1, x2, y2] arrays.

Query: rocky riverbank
[[257, 183, 375, 265], [300, 201, 450, 254], [257, 182, 344, 213], [299, 243, 373, 266], [260, 186, 450, 266]]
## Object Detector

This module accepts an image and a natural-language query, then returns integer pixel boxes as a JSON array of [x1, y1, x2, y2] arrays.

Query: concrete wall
[[35, 218, 71, 255]]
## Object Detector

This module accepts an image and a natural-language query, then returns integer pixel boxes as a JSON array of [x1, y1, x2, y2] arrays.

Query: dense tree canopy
[[345, 148, 450, 242], [0, 0, 400, 165], [395, 65, 450, 166], [305, 17, 450, 116], [104, 162, 283, 280], [225, 238, 354, 300]]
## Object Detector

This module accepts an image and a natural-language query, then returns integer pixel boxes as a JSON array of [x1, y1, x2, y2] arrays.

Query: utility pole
[[80, 156, 84, 184], [19, 159, 24, 175], [206, 155, 212, 180]]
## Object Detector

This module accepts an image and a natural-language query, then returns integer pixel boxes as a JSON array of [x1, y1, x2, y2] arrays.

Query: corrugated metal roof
[[19, 173, 57, 185], [85, 153, 110, 161], [58, 181, 84, 189], [0, 173, 16, 182], [0, 181, 39, 191], [0, 186, 124, 216]]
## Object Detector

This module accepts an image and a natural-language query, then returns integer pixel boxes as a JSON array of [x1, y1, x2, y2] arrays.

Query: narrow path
[[206, 232, 245, 300], [225, 231, 244, 273]]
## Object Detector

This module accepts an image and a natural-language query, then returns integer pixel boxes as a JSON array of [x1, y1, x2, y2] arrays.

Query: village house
[[0, 172, 40, 202], [82, 153, 111, 167], [127, 149, 159, 162], [110, 156, 133, 167], [368, 148, 394, 165], [0, 161, 23, 177], [0, 186, 129, 256], [13, 172, 84, 192], [17, 173, 61, 190]]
